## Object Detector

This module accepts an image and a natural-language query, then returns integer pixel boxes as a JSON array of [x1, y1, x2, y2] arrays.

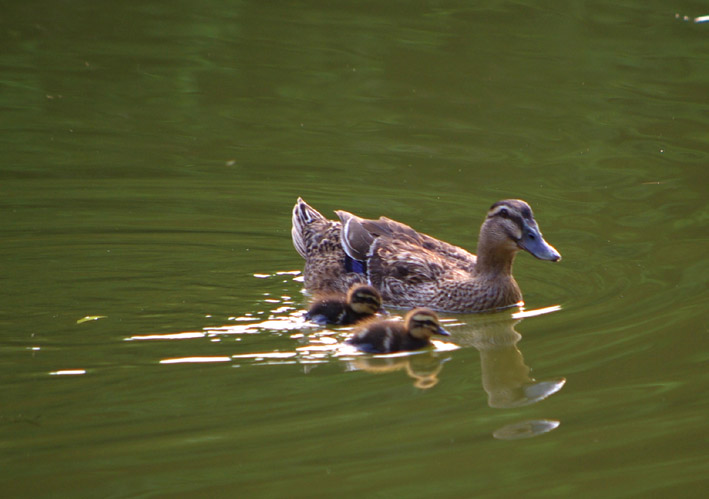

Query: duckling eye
[[498, 208, 509, 218]]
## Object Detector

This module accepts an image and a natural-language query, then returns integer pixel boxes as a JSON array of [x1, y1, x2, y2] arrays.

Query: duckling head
[[480, 199, 561, 264], [405, 308, 451, 340], [347, 284, 383, 315]]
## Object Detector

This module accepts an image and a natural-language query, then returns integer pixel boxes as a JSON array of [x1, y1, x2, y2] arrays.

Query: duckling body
[[292, 198, 560, 313], [305, 284, 383, 326], [347, 308, 450, 354]]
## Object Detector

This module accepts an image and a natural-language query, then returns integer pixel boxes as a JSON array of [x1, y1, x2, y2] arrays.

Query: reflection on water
[[455, 307, 566, 439], [126, 270, 463, 384], [675, 12, 709, 23], [160, 356, 232, 364], [492, 419, 561, 440], [3, 0, 707, 494], [455, 308, 566, 409], [344, 352, 452, 389], [126, 271, 565, 422], [48, 369, 87, 376]]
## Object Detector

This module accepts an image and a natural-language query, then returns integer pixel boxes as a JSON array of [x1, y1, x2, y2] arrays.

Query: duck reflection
[[341, 308, 564, 401], [345, 351, 451, 389], [492, 419, 561, 440], [454, 311, 565, 408]]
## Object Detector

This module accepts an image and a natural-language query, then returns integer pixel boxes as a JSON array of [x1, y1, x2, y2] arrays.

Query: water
[[2, 1, 708, 497]]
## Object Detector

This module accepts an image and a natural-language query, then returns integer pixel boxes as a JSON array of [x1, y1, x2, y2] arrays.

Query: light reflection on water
[[125, 270, 565, 419], [139, 279, 566, 440], [48, 369, 87, 376], [453, 310, 567, 409], [2, 0, 707, 494], [492, 419, 561, 440]]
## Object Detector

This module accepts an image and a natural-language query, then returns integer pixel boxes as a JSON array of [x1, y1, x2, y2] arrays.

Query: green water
[[2, 1, 707, 497]]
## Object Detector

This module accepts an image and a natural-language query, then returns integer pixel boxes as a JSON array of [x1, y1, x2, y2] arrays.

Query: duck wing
[[337, 210, 477, 272]]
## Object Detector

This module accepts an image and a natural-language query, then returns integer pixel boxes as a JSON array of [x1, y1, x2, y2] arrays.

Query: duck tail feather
[[291, 197, 325, 258]]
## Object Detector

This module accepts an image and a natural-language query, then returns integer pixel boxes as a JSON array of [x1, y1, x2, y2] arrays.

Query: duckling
[[292, 198, 560, 313], [346, 308, 451, 354], [305, 284, 383, 326]]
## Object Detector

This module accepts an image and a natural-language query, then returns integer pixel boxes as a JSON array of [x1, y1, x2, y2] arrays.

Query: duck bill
[[519, 224, 561, 262], [436, 326, 451, 337]]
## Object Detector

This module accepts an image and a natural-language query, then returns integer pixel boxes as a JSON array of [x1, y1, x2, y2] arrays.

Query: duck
[[291, 197, 560, 313], [305, 284, 383, 326], [346, 308, 451, 353]]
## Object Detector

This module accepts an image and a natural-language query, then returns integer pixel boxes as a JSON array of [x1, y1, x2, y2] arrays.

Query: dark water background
[[2, 1, 707, 497]]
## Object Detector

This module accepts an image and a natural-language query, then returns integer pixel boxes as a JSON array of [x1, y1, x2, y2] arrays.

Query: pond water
[[2, 1, 707, 497]]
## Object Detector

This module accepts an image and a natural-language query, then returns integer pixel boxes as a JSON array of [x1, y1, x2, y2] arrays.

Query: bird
[[291, 197, 560, 313], [305, 284, 383, 325], [346, 308, 451, 353]]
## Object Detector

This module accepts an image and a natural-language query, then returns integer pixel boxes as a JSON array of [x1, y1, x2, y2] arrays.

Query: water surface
[[1, 1, 708, 497]]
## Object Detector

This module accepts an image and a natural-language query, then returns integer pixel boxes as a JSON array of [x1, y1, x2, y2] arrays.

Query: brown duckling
[[346, 308, 450, 353], [305, 284, 383, 326]]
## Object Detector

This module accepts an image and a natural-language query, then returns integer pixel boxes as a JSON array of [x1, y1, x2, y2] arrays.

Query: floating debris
[[76, 315, 106, 324]]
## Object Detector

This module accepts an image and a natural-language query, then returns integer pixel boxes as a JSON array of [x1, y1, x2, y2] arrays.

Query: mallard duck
[[346, 308, 450, 353], [291, 198, 560, 313], [305, 284, 383, 325]]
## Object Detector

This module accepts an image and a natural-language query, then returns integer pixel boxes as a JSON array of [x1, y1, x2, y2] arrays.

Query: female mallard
[[291, 198, 560, 313], [305, 284, 383, 326], [347, 308, 450, 353]]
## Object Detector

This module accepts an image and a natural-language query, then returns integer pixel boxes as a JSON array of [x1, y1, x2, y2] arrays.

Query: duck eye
[[499, 208, 509, 218], [527, 231, 535, 240]]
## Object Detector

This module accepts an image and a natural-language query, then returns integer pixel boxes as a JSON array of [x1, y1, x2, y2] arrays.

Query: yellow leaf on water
[[77, 315, 107, 324]]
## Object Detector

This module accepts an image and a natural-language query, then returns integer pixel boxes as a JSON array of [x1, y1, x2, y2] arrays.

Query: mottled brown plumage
[[347, 308, 450, 353], [291, 198, 560, 313], [291, 198, 366, 294]]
